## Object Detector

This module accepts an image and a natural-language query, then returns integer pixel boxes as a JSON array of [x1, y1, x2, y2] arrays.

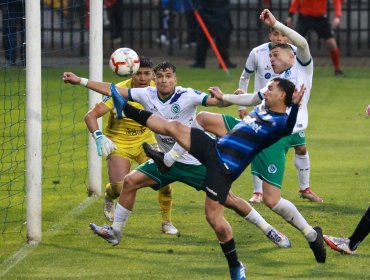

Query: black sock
[[123, 104, 152, 126], [220, 238, 240, 268], [349, 206, 370, 250]]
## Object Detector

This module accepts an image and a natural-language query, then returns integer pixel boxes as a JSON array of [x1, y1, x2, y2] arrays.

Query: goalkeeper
[[84, 56, 178, 235]]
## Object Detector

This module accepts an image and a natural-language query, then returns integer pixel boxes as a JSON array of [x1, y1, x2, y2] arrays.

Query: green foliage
[[0, 67, 369, 279]]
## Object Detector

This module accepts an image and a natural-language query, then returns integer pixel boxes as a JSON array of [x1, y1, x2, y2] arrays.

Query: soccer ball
[[109, 48, 140, 77]]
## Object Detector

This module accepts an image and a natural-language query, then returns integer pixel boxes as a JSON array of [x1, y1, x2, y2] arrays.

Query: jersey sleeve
[[188, 88, 209, 106], [239, 50, 257, 92], [129, 87, 150, 104], [102, 95, 114, 110]]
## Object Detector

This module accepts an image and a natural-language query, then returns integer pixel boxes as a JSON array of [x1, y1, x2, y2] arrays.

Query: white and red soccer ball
[[109, 48, 140, 77]]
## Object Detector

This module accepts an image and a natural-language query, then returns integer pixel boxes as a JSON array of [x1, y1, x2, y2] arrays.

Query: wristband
[[80, 78, 88, 86], [92, 129, 103, 140]]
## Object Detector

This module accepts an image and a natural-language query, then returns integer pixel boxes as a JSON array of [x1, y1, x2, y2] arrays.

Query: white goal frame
[[26, 0, 103, 244]]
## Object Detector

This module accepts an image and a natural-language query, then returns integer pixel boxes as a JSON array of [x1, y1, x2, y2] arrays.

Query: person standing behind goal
[[84, 56, 178, 235]]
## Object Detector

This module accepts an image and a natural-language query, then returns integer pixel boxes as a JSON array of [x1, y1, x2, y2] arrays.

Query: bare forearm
[[85, 80, 113, 97], [84, 113, 100, 133]]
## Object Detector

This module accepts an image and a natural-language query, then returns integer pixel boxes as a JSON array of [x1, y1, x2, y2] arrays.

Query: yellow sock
[[104, 181, 123, 200], [158, 185, 173, 223]]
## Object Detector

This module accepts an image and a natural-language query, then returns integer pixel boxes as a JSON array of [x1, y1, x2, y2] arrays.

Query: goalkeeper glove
[[92, 130, 117, 157]]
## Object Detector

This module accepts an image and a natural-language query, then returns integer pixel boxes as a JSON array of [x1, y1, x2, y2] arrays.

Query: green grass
[[1, 67, 370, 279]]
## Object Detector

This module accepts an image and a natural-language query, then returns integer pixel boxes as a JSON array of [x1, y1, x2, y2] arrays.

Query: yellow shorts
[[107, 134, 157, 165]]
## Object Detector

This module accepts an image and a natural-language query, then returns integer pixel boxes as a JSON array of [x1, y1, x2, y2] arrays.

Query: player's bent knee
[[295, 145, 307, 155], [196, 111, 208, 126], [122, 174, 139, 191]]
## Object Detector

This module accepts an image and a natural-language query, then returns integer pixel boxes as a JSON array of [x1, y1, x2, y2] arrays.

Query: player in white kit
[[238, 28, 322, 203]]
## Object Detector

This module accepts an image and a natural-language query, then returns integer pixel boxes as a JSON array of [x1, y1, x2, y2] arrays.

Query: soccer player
[[63, 66, 320, 279], [286, 0, 344, 76], [324, 206, 370, 254], [84, 57, 178, 234]]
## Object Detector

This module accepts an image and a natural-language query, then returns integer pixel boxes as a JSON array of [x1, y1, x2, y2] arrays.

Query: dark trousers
[[194, 32, 231, 66]]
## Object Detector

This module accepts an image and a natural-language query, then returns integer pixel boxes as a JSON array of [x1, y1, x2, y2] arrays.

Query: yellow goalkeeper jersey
[[103, 79, 156, 148]]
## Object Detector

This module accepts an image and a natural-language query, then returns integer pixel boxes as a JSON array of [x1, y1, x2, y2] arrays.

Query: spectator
[[2, 0, 25, 66], [104, 0, 123, 42], [286, 0, 344, 76], [154, 0, 178, 45], [190, 0, 236, 68], [182, 0, 197, 48]]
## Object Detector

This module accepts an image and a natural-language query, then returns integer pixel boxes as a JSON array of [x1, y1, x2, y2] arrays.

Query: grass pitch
[[0, 66, 369, 279]]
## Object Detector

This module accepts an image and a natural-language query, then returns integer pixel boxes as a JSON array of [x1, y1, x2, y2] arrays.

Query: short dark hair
[[272, 77, 295, 106], [153, 61, 176, 74], [271, 43, 294, 52], [139, 56, 153, 68]]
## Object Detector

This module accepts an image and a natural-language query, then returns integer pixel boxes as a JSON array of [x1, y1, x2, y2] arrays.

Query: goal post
[[87, 0, 104, 197], [26, 0, 42, 244], [23, 0, 104, 243]]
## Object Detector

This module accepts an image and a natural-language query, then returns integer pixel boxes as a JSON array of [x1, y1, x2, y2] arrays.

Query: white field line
[[0, 197, 97, 278]]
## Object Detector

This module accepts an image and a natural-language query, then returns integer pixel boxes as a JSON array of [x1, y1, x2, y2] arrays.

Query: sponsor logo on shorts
[[206, 186, 217, 196], [268, 164, 277, 174], [299, 131, 305, 137], [124, 127, 147, 136], [264, 73, 272, 79]]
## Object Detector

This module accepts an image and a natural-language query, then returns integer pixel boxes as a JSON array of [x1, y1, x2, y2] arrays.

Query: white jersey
[[241, 42, 297, 92], [129, 86, 208, 165], [278, 58, 313, 133]]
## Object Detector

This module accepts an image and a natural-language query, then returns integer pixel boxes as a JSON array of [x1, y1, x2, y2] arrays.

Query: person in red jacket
[[286, 0, 344, 76]]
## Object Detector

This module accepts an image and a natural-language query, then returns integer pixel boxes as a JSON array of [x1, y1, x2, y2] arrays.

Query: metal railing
[[2, 0, 369, 59]]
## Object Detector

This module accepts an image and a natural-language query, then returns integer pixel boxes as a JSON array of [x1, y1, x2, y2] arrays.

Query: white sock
[[244, 208, 271, 234], [295, 152, 310, 191], [272, 198, 317, 242], [112, 203, 132, 234], [164, 143, 184, 167], [253, 175, 263, 193], [163, 118, 204, 167]]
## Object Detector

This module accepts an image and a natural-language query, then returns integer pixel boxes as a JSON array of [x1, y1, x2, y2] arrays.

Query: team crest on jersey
[[268, 164, 277, 174], [171, 104, 180, 114], [264, 73, 271, 79], [284, 69, 291, 78]]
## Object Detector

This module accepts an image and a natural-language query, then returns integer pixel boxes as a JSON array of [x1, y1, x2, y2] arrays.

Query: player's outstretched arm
[[209, 86, 261, 107], [62, 72, 129, 98], [260, 9, 311, 63]]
